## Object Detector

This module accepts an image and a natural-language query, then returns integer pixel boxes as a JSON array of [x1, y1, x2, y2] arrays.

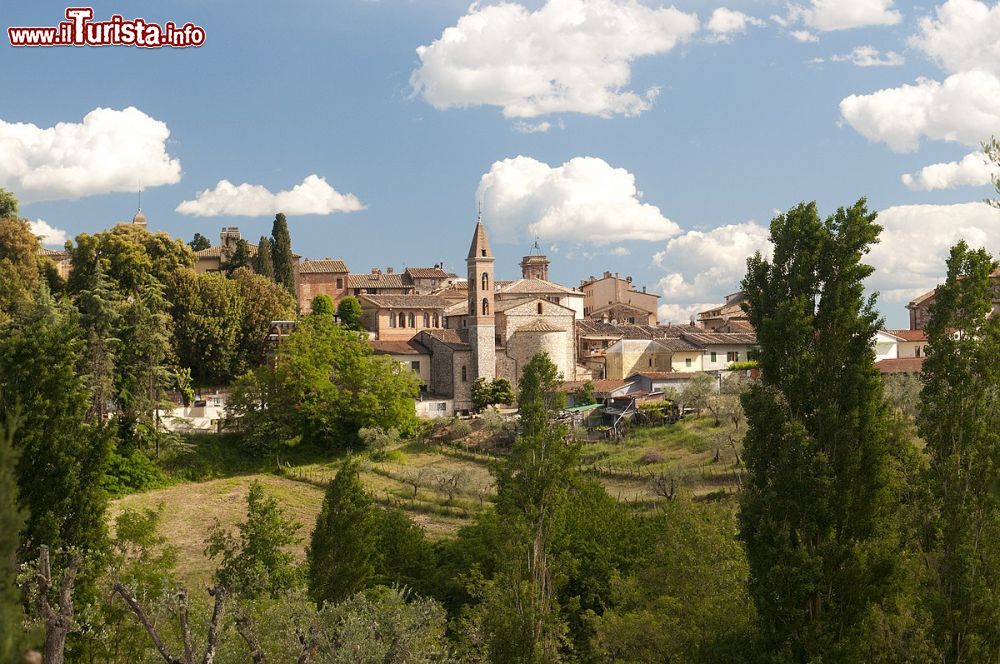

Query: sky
[[2, 0, 999, 327]]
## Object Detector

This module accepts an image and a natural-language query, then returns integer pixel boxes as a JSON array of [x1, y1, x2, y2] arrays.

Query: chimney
[[642, 286, 646, 293], [626, 275, 632, 283], [371, 267, 380, 275], [603, 271, 611, 278], [387, 266, 394, 274]]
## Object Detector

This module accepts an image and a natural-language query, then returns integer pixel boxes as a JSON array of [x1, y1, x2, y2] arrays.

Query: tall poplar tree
[[255, 236, 274, 280], [0, 416, 25, 662], [738, 200, 904, 660], [270, 213, 295, 295], [917, 241, 1000, 662]]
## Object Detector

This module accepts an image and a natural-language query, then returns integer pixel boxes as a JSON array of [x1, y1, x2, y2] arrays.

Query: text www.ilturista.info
[[8, 7, 205, 48]]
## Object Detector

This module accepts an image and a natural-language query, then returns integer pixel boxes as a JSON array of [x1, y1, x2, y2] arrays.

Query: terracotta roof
[[348, 272, 410, 289], [517, 319, 563, 333], [575, 320, 664, 339], [497, 278, 578, 295], [468, 221, 493, 260], [405, 267, 450, 279], [589, 302, 656, 318], [714, 319, 755, 334], [300, 259, 348, 273], [886, 329, 928, 342], [698, 293, 747, 320], [909, 268, 1000, 308], [876, 357, 925, 374], [680, 331, 757, 347], [419, 328, 470, 350], [444, 301, 467, 316], [653, 337, 701, 352], [630, 371, 677, 379], [559, 379, 630, 394], [359, 294, 447, 309], [494, 297, 574, 314], [370, 339, 430, 355]]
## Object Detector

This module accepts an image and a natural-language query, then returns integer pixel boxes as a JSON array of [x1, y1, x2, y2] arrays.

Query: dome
[[132, 209, 147, 226]]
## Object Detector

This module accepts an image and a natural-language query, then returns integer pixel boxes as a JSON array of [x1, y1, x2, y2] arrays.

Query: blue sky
[[3, 0, 999, 327]]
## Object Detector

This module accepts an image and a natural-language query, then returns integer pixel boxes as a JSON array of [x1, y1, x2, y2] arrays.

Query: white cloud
[[706, 7, 765, 42], [610, 246, 631, 256], [652, 221, 772, 307], [409, 0, 699, 119], [513, 121, 554, 134], [831, 45, 904, 67], [838, 70, 1000, 152], [902, 151, 999, 190], [800, 0, 901, 31], [0, 107, 181, 203], [909, 0, 1000, 76], [658, 301, 720, 324], [790, 29, 818, 42], [476, 156, 680, 244], [176, 175, 365, 217], [28, 219, 67, 246], [868, 202, 1000, 305]]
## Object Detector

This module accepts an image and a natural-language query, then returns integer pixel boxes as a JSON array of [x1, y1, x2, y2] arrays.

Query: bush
[[448, 419, 472, 442], [640, 450, 665, 465], [358, 427, 401, 461], [102, 447, 169, 496]]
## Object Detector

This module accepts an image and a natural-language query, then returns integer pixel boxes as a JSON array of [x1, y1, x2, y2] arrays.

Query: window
[[648, 358, 653, 367], [389, 313, 396, 328], [481, 272, 489, 290], [408, 312, 415, 327], [410, 361, 420, 372], [437, 402, 447, 412], [482, 298, 490, 315], [727, 351, 739, 362], [685, 358, 692, 368], [336, 278, 343, 289], [461, 366, 468, 382], [433, 313, 439, 327], [423, 312, 430, 327], [537, 302, 543, 314], [628, 317, 636, 324], [710, 351, 717, 363], [398, 312, 406, 328], [481, 249, 487, 257], [915, 346, 921, 357]]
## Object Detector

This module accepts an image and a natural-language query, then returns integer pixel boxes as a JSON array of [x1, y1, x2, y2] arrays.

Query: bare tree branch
[[177, 589, 196, 664], [296, 626, 320, 664], [202, 586, 227, 664], [113, 581, 184, 664], [30, 547, 79, 664], [235, 613, 267, 664]]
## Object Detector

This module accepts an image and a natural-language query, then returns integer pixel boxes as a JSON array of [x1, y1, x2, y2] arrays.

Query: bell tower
[[467, 213, 496, 383]]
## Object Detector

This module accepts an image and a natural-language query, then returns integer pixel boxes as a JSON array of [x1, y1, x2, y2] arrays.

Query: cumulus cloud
[[799, 0, 902, 31], [902, 151, 999, 190], [831, 45, 904, 66], [839, 70, 1000, 152], [176, 175, 365, 217], [610, 246, 631, 256], [0, 107, 181, 203], [28, 219, 68, 246], [476, 156, 680, 244], [410, 0, 699, 119], [909, 0, 1000, 75], [706, 8, 765, 42], [790, 29, 818, 42], [652, 221, 772, 311], [658, 301, 721, 324], [513, 121, 554, 134], [868, 202, 1000, 304]]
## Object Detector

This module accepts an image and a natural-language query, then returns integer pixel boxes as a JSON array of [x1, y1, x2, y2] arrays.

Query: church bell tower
[[467, 214, 496, 383]]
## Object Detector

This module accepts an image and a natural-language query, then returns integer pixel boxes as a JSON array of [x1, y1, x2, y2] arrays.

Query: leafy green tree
[[680, 372, 714, 416], [231, 266, 296, 374], [738, 200, 907, 660], [0, 216, 41, 322], [0, 293, 111, 565], [308, 459, 379, 605], [270, 213, 295, 295], [570, 381, 596, 406], [189, 232, 211, 252], [224, 238, 252, 276], [591, 501, 757, 663], [206, 481, 303, 598], [76, 262, 123, 422], [0, 416, 25, 662], [336, 295, 363, 330], [310, 294, 334, 317], [255, 235, 274, 280], [68, 225, 194, 297], [0, 187, 19, 218], [471, 377, 515, 412], [374, 508, 437, 595], [170, 270, 244, 382], [917, 241, 1000, 662], [985, 135, 1000, 208]]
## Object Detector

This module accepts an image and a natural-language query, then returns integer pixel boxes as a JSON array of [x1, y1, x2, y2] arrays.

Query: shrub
[[358, 427, 401, 461], [102, 447, 169, 496], [640, 450, 665, 465]]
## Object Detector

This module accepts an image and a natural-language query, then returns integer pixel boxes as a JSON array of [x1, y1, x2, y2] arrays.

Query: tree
[[471, 377, 515, 412], [231, 266, 296, 374], [680, 372, 714, 416], [336, 296, 363, 331], [310, 294, 334, 318], [68, 225, 194, 297], [189, 232, 211, 252], [737, 199, 907, 660], [571, 381, 596, 406], [0, 216, 41, 322], [985, 135, 1000, 208], [917, 241, 1000, 662], [0, 187, 19, 218], [225, 238, 252, 276], [307, 459, 379, 606], [206, 481, 302, 599], [255, 236, 274, 280], [270, 213, 295, 295], [169, 270, 243, 383], [0, 415, 25, 662]]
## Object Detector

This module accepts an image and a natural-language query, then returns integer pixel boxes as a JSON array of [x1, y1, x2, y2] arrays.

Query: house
[[602, 331, 757, 379], [907, 267, 1000, 330], [404, 265, 456, 293], [574, 320, 674, 378], [888, 328, 929, 358], [873, 330, 903, 362], [580, 271, 660, 325], [680, 331, 758, 371], [193, 227, 302, 274], [358, 294, 448, 341], [347, 267, 414, 297], [298, 259, 350, 312], [627, 371, 718, 394], [698, 291, 749, 330], [370, 338, 431, 386], [38, 247, 72, 280]]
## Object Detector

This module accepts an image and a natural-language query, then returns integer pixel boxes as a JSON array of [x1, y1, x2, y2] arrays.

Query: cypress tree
[[255, 236, 274, 280], [307, 459, 378, 605], [224, 238, 251, 276], [918, 242, 1000, 662], [0, 416, 25, 662], [738, 200, 904, 659], [270, 213, 295, 295]]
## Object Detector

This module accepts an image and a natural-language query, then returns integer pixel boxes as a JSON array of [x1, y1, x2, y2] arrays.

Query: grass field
[[111, 415, 744, 588]]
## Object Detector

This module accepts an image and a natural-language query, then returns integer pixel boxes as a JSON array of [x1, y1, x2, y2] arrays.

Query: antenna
[[138, 178, 142, 211], [477, 200, 482, 222]]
